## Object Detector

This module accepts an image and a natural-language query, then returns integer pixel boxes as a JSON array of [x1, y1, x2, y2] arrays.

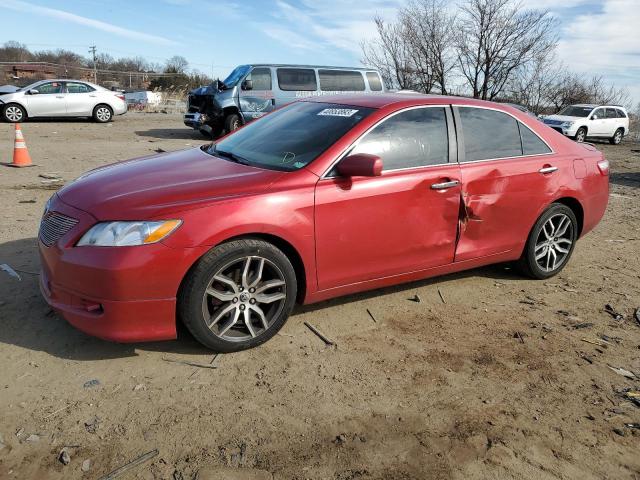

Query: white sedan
[[0, 79, 127, 123]]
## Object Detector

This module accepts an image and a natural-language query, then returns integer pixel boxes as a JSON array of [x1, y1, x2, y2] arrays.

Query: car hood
[[543, 115, 583, 123], [57, 147, 284, 220]]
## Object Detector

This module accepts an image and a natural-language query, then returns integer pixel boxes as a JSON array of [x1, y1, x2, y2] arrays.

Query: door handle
[[56, 95, 65, 99], [538, 166, 558, 174], [431, 180, 460, 190], [89, 94, 97, 97]]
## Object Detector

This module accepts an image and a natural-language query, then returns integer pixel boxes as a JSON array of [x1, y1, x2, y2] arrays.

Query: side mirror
[[591, 114, 598, 120], [337, 153, 383, 178], [28, 89, 39, 95], [241, 79, 253, 91]]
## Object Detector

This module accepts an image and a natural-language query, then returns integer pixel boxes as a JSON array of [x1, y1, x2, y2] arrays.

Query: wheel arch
[[178, 232, 308, 305], [553, 196, 584, 237], [222, 106, 244, 124], [3, 101, 28, 119]]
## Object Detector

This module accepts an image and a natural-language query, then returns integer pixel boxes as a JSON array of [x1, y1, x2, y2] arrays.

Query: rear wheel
[[610, 128, 623, 145], [2, 103, 26, 123], [517, 203, 578, 279], [178, 239, 297, 352], [93, 104, 113, 123], [574, 127, 587, 143]]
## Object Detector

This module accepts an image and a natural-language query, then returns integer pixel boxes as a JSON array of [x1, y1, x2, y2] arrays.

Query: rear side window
[[519, 123, 551, 155], [351, 107, 449, 170], [277, 68, 317, 91], [366, 72, 383, 91], [65, 82, 94, 94], [615, 109, 627, 118], [604, 108, 618, 119], [248, 67, 271, 91], [459, 108, 521, 161], [318, 70, 365, 91]]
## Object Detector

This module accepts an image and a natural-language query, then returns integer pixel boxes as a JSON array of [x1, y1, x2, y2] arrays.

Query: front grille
[[551, 127, 563, 134], [39, 212, 78, 247]]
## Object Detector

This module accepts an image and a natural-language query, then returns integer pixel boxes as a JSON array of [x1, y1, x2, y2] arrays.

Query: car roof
[[248, 64, 378, 71], [301, 93, 513, 110]]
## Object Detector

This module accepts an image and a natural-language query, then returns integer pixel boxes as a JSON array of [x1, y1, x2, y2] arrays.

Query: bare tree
[[361, 16, 416, 90], [400, 0, 457, 94], [457, 0, 558, 100], [165, 55, 189, 74], [505, 53, 562, 114]]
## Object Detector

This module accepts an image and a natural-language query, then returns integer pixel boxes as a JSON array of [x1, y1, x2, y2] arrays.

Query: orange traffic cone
[[5, 123, 34, 167]]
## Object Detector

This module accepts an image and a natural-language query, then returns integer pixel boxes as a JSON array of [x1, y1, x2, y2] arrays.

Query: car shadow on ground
[[134, 128, 210, 141], [610, 171, 640, 188], [0, 237, 519, 361]]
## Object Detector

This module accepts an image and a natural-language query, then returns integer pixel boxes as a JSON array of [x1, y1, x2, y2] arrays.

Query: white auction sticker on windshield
[[317, 108, 359, 117]]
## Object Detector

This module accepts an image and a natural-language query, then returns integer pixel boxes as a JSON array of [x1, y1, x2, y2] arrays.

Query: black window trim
[[365, 71, 383, 92], [321, 105, 457, 179], [452, 105, 554, 164]]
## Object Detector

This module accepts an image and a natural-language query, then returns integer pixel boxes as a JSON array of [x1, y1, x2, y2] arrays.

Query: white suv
[[542, 104, 629, 145]]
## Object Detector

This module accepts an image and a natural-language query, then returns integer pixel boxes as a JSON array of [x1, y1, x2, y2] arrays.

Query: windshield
[[558, 106, 593, 117], [207, 102, 374, 172], [222, 65, 251, 88]]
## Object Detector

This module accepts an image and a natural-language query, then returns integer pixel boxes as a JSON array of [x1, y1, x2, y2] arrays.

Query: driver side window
[[350, 107, 449, 171], [591, 108, 604, 119], [37, 82, 64, 94]]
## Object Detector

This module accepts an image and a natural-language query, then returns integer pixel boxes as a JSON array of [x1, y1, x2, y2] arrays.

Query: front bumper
[[545, 123, 578, 137], [38, 195, 207, 343], [183, 112, 208, 128]]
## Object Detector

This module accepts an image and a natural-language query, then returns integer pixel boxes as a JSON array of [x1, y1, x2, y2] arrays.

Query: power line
[[88, 45, 97, 83]]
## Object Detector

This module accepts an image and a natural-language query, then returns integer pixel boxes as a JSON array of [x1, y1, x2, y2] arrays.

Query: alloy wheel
[[576, 130, 586, 142], [201, 256, 287, 342], [534, 213, 574, 273], [96, 107, 111, 122], [5, 106, 23, 122], [614, 131, 622, 144]]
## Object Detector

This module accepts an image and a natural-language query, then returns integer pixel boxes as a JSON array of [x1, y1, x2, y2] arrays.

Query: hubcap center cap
[[239, 292, 250, 302]]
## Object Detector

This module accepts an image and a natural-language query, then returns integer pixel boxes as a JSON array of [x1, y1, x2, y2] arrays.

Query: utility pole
[[89, 45, 97, 84]]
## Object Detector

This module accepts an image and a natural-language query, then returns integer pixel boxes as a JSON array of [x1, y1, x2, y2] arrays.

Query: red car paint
[[39, 94, 609, 342]]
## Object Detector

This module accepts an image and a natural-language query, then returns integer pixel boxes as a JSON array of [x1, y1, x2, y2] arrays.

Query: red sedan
[[39, 94, 609, 351]]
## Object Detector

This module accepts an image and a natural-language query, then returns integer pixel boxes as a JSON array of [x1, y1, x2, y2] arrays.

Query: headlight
[[77, 220, 181, 246], [561, 121, 574, 127]]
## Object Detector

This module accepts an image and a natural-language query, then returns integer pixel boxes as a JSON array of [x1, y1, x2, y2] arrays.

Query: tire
[[609, 128, 623, 145], [178, 238, 297, 352], [93, 104, 113, 123], [224, 113, 242, 134], [2, 103, 26, 123], [517, 203, 578, 280], [574, 127, 587, 143]]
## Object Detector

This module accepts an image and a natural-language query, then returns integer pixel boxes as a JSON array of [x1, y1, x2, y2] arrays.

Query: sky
[[2, 0, 639, 106]]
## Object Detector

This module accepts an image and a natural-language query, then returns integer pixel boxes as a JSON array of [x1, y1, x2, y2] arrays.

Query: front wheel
[[224, 113, 241, 134], [178, 239, 297, 352], [574, 127, 587, 143], [517, 204, 578, 279], [2, 103, 26, 123], [610, 128, 623, 145]]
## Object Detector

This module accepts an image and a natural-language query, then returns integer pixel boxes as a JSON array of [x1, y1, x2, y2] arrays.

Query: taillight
[[116, 94, 125, 101], [597, 159, 609, 176]]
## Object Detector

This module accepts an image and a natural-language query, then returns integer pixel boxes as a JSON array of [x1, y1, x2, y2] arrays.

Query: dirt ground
[[0, 113, 639, 480]]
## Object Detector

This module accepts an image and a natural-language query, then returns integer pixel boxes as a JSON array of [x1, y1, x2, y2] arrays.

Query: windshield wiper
[[212, 146, 252, 166]]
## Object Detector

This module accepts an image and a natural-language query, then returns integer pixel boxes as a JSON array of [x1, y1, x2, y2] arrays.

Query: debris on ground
[[0, 264, 21, 281], [153, 147, 166, 153], [97, 448, 158, 480], [38, 173, 62, 180], [438, 288, 446, 304], [366, 308, 377, 323], [25, 434, 39, 443], [514, 331, 525, 344], [604, 304, 624, 321], [409, 294, 421, 303], [133, 383, 146, 391], [613, 427, 626, 437], [634, 308, 640, 327], [608, 366, 636, 379], [304, 322, 335, 346], [573, 322, 594, 329], [82, 459, 91, 472], [582, 338, 608, 348], [18, 199, 36, 203], [334, 434, 347, 445], [85, 415, 100, 434], [58, 448, 71, 465], [162, 357, 218, 369], [83, 379, 101, 388]]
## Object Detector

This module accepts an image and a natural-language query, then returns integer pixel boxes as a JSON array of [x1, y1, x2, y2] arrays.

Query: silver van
[[183, 64, 384, 137]]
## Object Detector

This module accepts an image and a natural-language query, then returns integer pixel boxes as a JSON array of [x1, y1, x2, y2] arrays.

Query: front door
[[454, 106, 562, 261], [238, 67, 275, 121], [24, 81, 66, 117], [589, 107, 608, 136], [315, 106, 461, 290]]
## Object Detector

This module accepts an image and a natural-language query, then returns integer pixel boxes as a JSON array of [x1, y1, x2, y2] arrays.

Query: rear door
[[454, 106, 557, 261], [24, 81, 66, 117], [315, 106, 461, 290], [238, 67, 275, 121], [64, 81, 95, 116]]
